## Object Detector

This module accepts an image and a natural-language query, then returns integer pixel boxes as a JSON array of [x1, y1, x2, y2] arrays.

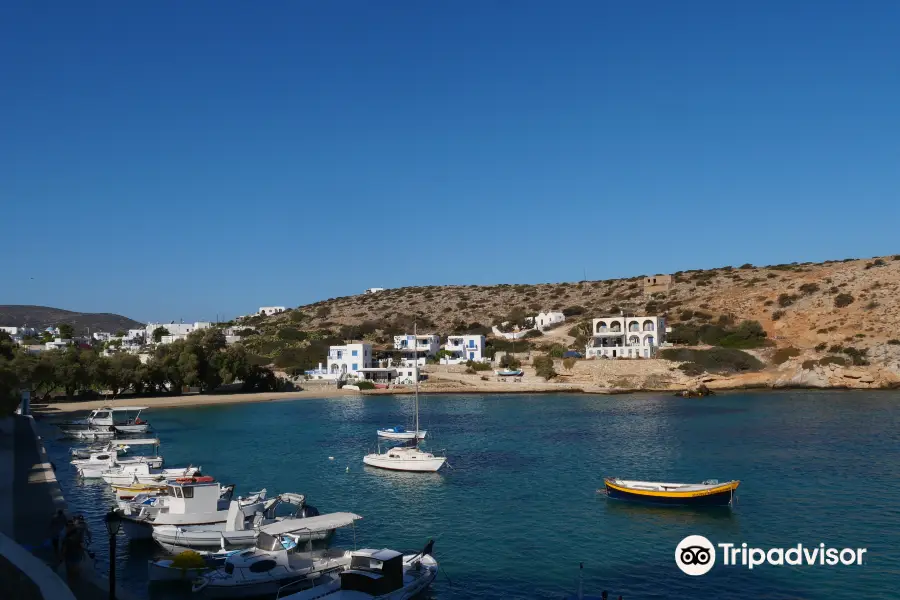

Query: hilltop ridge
[[237, 254, 900, 390], [0, 305, 143, 333]]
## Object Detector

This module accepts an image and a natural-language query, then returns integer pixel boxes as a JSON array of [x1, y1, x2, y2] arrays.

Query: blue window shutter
[[469, 352, 474, 360], [352, 350, 358, 356], [352, 363, 358, 371]]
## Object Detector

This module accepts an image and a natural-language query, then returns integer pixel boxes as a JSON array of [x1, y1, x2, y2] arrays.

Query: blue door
[[469, 352, 475, 360]]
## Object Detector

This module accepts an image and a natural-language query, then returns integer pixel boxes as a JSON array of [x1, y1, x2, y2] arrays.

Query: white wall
[[146, 322, 212, 343], [258, 306, 286, 316], [326, 343, 372, 377], [393, 335, 440, 356], [534, 312, 566, 331], [585, 316, 665, 358], [442, 335, 487, 364]]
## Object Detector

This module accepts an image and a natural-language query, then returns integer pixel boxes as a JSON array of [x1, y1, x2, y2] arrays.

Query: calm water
[[43, 391, 900, 599]]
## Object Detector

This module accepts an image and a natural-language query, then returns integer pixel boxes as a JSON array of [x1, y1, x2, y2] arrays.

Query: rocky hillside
[[237, 254, 900, 387], [0, 305, 144, 333]]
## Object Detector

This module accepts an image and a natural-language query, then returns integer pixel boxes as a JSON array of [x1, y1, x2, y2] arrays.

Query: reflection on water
[[42, 391, 900, 600]]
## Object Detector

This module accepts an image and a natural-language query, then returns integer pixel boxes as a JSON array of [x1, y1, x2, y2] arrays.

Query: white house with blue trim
[[393, 334, 440, 366], [442, 334, 487, 364], [326, 342, 372, 378]]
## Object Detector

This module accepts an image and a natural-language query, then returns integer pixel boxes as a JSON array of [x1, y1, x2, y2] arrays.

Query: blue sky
[[2, 2, 899, 323]]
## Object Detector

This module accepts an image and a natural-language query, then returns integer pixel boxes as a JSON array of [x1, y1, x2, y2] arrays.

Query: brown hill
[[237, 254, 900, 388], [256, 255, 898, 347], [0, 305, 143, 333]]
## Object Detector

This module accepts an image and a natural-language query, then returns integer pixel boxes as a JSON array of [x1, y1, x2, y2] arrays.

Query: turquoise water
[[45, 391, 900, 599]]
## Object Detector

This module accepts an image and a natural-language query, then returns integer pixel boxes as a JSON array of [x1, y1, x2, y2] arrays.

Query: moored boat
[[279, 540, 438, 600], [376, 426, 426, 440], [602, 477, 739, 507]]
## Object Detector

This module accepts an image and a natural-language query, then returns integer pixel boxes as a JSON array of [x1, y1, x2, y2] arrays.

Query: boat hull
[[115, 424, 150, 434], [153, 526, 334, 550], [603, 479, 739, 507], [363, 454, 445, 472], [121, 517, 155, 540], [376, 430, 426, 440], [148, 560, 208, 582]]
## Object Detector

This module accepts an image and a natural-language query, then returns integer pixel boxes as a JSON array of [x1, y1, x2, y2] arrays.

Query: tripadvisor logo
[[675, 535, 867, 576]]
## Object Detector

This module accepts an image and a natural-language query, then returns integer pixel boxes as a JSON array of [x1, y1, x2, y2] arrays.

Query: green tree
[[58, 323, 75, 339], [533, 354, 557, 380], [499, 354, 521, 369], [152, 326, 171, 343]]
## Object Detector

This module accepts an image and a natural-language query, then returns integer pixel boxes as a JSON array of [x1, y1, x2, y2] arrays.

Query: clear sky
[[3, 2, 899, 323]]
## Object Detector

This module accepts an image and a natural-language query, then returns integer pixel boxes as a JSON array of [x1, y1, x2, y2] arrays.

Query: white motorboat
[[63, 428, 116, 441], [364, 324, 446, 473], [59, 406, 152, 435], [72, 438, 163, 477], [279, 540, 438, 600], [119, 480, 267, 540], [375, 427, 426, 441], [102, 463, 202, 486], [153, 498, 351, 552], [192, 531, 355, 598], [148, 549, 240, 583], [71, 440, 129, 459]]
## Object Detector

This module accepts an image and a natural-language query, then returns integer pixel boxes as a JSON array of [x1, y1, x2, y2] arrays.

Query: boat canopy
[[381, 426, 406, 433], [101, 406, 150, 412], [112, 438, 159, 447], [259, 512, 362, 536]]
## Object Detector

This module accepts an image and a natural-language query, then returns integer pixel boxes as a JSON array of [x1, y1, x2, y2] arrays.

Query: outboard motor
[[300, 503, 320, 518]]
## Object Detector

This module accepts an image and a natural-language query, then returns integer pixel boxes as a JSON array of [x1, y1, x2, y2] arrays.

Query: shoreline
[[31, 382, 895, 416]]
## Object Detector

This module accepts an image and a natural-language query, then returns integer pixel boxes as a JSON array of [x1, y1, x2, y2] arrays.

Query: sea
[[42, 391, 900, 599]]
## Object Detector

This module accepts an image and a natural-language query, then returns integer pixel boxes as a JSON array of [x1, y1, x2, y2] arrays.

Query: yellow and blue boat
[[602, 477, 739, 507]]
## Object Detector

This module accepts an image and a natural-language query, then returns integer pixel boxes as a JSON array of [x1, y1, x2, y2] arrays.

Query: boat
[[364, 324, 446, 473], [191, 520, 361, 599], [113, 481, 170, 500], [152, 498, 346, 551], [148, 549, 240, 583], [59, 406, 152, 435], [72, 438, 163, 477], [101, 463, 202, 486], [118, 479, 267, 540], [62, 427, 116, 441], [278, 540, 438, 600], [602, 477, 740, 507], [375, 426, 426, 441], [495, 369, 524, 377], [70, 440, 130, 459]]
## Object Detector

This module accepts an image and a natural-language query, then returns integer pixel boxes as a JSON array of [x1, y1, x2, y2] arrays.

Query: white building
[[1, 326, 38, 338], [442, 335, 487, 364], [533, 311, 566, 331], [92, 331, 112, 342], [585, 316, 666, 359], [326, 342, 373, 378], [393, 334, 440, 366], [258, 306, 286, 316], [45, 338, 72, 351], [146, 322, 212, 344], [364, 288, 385, 294]]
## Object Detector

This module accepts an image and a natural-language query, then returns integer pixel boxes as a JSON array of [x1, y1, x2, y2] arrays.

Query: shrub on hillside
[[888, 339, 900, 345], [772, 347, 800, 365], [834, 293, 855, 308], [562, 357, 577, 371], [277, 327, 307, 341], [771, 310, 785, 321], [717, 320, 768, 349], [814, 342, 827, 352], [798, 283, 820, 295], [533, 354, 557, 380], [290, 311, 306, 323], [818, 355, 847, 367], [465, 360, 491, 372], [523, 329, 544, 339], [548, 344, 566, 358], [658, 348, 764, 374], [778, 293, 797, 308], [562, 306, 585, 317]]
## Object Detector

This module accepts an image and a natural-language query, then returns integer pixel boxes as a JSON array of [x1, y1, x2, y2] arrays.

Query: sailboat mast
[[414, 323, 419, 437]]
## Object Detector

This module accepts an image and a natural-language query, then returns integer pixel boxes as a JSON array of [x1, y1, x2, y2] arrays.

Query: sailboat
[[364, 325, 446, 472]]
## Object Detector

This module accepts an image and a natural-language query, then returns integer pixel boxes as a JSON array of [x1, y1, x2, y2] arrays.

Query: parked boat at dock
[[59, 406, 152, 435], [152, 499, 344, 551], [101, 463, 202, 486], [148, 549, 240, 583], [192, 526, 358, 599], [602, 477, 740, 506], [279, 540, 437, 600], [118, 479, 267, 540], [71, 438, 163, 478]]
